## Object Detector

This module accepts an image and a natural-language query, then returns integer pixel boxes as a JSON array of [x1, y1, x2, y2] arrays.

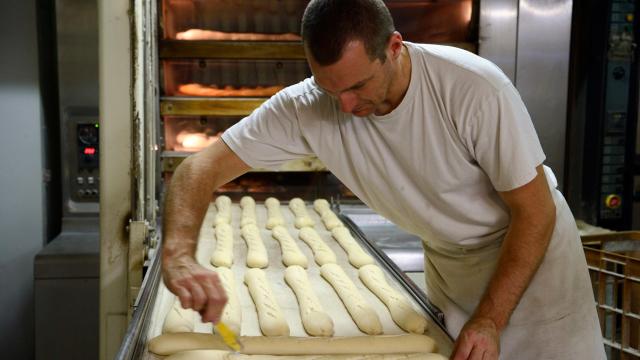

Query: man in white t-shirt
[[161, 0, 605, 359]]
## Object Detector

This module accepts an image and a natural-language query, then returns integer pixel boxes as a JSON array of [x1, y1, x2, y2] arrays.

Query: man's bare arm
[[162, 139, 250, 323], [452, 165, 556, 359]]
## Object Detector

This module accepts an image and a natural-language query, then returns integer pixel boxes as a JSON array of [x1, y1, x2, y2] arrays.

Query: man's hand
[[451, 317, 500, 360], [162, 255, 228, 323]]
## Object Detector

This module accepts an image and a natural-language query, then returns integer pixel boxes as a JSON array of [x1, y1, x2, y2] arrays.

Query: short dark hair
[[301, 0, 396, 66]]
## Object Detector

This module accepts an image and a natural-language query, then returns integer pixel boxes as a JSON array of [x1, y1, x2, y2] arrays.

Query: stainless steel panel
[[340, 205, 425, 272], [35, 233, 99, 360], [516, 0, 573, 189], [478, 0, 518, 82], [55, 0, 99, 109], [56, 0, 100, 217]]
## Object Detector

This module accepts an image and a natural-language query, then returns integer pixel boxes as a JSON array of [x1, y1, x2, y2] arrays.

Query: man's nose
[[338, 92, 358, 113]]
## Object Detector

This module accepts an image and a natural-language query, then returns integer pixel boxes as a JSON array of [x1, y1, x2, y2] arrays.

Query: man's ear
[[387, 31, 404, 60]]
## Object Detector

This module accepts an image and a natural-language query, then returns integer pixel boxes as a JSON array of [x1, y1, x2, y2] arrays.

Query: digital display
[[84, 147, 96, 155]]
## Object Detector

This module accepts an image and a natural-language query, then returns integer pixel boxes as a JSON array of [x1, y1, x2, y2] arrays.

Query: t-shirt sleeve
[[221, 89, 314, 170], [463, 83, 546, 192]]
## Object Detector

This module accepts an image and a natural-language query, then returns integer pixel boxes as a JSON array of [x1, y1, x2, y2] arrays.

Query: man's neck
[[375, 44, 412, 116]]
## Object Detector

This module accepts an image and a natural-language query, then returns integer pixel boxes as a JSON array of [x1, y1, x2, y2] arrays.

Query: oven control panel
[[599, 0, 636, 223], [73, 122, 100, 200], [63, 109, 100, 215]]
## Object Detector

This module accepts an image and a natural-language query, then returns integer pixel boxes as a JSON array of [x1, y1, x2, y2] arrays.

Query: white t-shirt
[[223, 43, 605, 357], [223, 42, 545, 248]]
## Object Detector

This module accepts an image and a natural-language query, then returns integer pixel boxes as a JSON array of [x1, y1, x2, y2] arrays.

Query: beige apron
[[423, 167, 606, 359]]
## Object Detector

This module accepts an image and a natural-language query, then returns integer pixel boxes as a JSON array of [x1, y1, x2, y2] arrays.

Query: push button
[[605, 194, 622, 209]]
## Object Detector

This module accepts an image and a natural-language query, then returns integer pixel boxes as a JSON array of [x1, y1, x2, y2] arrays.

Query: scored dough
[[149, 333, 438, 356], [358, 265, 427, 334], [289, 198, 315, 228], [241, 224, 269, 268], [265, 197, 285, 230], [244, 268, 290, 337], [165, 350, 447, 360], [312, 199, 343, 230], [320, 263, 382, 335], [214, 196, 232, 226], [271, 226, 309, 268], [298, 227, 337, 266], [330, 227, 375, 268], [211, 223, 234, 268], [240, 196, 257, 228], [162, 298, 196, 334], [284, 265, 334, 337], [213, 266, 242, 335], [321, 211, 344, 231]]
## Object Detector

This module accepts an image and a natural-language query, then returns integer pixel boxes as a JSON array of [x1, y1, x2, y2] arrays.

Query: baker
[[161, 0, 605, 358]]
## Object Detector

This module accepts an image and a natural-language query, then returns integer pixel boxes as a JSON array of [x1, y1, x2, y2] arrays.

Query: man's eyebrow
[[344, 75, 374, 91], [316, 74, 374, 95]]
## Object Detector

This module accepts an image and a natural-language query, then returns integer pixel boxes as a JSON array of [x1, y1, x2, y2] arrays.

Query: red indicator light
[[84, 147, 96, 155]]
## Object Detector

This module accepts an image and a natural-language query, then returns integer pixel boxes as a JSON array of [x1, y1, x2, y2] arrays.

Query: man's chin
[[352, 108, 374, 117]]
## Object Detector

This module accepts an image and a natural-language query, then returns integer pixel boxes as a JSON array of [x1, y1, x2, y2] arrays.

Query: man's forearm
[[161, 140, 250, 264], [472, 204, 556, 332], [162, 154, 218, 262]]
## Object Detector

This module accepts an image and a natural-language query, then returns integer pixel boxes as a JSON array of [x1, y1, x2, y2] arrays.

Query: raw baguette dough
[[163, 298, 196, 334], [298, 227, 337, 265], [244, 268, 290, 337], [214, 267, 242, 335], [211, 223, 234, 268], [331, 227, 375, 268], [313, 199, 343, 230], [241, 224, 269, 268], [284, 265, 334, 336], [271, 226, 309, 268], [149, 333, 438, 356], [313, 199, 331, 215], [289, 198, 315, 228], [214, 196, 232, 226], [358, 265, 427, 334], [321, 211, 344, 230], [320, 263, 382, 335], [240, 196, 257, 228], [166, 350, 447, 360], [265, 197, 286, 229]]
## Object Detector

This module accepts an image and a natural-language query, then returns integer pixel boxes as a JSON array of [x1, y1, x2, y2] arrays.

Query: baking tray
[[117, 200, 453, 359]]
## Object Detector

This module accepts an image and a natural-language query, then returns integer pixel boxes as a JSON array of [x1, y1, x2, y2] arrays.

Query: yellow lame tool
[[213, 322, 243, 352]]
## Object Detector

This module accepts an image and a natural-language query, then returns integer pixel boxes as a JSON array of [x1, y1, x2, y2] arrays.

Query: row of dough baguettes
[[158, 197, 440, 358], [164, 263, 428, 337], [149, 333, 444, 358], [213, 196, 343, 231], [210, 196, 375, 269], [160, 264, 436, 356], [201, 197, 427, 336]]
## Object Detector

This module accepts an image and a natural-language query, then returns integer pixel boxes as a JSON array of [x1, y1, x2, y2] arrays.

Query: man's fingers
[[199, 274, 228, 323], [468, 346, 484, 360], [174, 285, 193, 310], [484, 347, 498, 360], [451, 336, 473, 360], [186, 280, 208, 312]]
